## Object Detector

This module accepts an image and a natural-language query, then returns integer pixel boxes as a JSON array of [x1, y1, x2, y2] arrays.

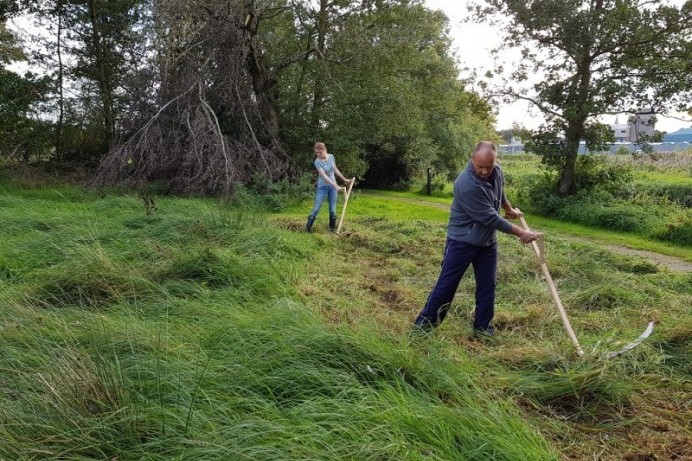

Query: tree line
[[0, 0, 496, 194], [2, 0, 689, 196]]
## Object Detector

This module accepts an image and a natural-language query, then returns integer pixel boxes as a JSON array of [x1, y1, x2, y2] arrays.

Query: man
[[413, 141, 537, 336]]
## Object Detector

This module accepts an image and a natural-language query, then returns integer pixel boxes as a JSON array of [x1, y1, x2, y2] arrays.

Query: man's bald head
[[472, 141, 497, 159], [470, 141, 497, 180]]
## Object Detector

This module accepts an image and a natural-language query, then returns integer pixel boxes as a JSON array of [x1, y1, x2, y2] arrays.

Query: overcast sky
[[424, 0, 690, 133]]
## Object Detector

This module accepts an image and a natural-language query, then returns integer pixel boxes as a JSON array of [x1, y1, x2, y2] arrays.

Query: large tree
[[473, 0, 691, 196], [0, 20, 51, 161], [266, 0, 496, 185], [95, 0, 291, 195]]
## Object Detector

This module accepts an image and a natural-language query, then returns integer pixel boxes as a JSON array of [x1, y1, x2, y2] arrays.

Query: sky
[[424, 0, 690, 133]]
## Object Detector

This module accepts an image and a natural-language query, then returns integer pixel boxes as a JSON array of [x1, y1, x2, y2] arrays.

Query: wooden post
[[427, 168, 432, 196], [519, 216, 584, 356]]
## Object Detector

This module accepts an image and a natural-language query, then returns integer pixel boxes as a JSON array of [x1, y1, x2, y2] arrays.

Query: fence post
[[427, 168, 432, 196]]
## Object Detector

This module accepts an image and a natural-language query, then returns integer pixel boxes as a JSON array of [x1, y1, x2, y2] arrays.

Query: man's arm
[[501, 197, 522, 219], [501, 199, 537, 243], [458, 187, 536, 243]]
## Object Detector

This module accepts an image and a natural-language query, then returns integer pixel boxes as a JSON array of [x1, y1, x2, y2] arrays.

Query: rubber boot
[[329, 214, 337, 232], [306, 215, 316, 232]]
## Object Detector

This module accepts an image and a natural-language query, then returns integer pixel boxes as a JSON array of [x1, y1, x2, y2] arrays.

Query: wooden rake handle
[[336, 178, 356, 235], [519, 215, 584, 356]]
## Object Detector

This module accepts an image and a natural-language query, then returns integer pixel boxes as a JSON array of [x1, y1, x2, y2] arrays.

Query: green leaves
[[474, 0, 691, 195], [270, 0, 495, 185]]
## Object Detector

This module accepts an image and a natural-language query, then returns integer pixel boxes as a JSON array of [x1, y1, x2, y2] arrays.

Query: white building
[[612, 117, 630, 142], [611, 109, 656, 142]]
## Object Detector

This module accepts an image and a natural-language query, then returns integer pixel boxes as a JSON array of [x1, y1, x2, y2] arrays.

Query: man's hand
[[504, 207, 523, 220], [518, 228, 537, 244]]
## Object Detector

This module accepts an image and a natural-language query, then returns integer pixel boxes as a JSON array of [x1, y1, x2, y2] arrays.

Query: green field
[[414, 152, 692, 248], [1, 173, 690, 460]]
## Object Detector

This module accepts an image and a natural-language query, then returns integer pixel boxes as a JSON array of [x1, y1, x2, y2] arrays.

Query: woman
[[306, 142, 353, 232]]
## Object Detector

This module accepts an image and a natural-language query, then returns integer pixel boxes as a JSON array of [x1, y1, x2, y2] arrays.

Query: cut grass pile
[[0, 182, 557, 460]]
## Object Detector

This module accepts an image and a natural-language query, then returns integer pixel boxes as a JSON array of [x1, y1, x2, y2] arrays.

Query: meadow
[[0, 163, 690, 460], [417, 151, 692, 247]]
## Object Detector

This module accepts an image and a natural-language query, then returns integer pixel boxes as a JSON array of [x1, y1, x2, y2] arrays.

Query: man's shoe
[[329, 214, 337, 232], [410, 321, 435, 339], [472, 326, 496, 341]]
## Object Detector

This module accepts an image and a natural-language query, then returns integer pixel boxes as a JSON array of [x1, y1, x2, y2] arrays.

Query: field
[[0, 161, 690, 460], [417, 151, 692, 247]]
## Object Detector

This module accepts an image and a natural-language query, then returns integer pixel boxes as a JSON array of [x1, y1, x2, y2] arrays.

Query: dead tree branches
[[95, 0, 289, 196]]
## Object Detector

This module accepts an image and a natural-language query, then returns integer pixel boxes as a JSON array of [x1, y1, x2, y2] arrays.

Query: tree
[[0, 21, 51, 161], [95, 0, 291, 195], [473, 0, 692, 195], [267, 0, 496, 185]]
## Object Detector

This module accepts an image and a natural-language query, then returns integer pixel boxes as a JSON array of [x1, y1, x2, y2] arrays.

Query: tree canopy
[[473, 0, 691, 195], [0, 20, 51, 160], [1, 0, 496, 193]]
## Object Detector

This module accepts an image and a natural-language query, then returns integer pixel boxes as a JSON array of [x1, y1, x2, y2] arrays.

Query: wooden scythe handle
[[519, 215, 584, 356], [336, 178, 355, 235]]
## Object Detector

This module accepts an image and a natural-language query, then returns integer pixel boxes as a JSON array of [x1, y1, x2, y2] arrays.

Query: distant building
[[610, 109, 656, 142], [612, 117, 630, 142]]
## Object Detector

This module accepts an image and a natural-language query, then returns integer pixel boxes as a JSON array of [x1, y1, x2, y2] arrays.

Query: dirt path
[[371, 194, 692, 273]]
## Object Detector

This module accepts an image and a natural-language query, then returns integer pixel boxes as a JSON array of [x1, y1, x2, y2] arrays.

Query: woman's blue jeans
[[310, 186, 337, 218]]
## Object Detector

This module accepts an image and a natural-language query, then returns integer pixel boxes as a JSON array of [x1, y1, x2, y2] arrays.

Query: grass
[[1, 172, 690, 460], [405, 151, 692, 253], [362, 189, 692, 261], [0, 181, 556, 460]]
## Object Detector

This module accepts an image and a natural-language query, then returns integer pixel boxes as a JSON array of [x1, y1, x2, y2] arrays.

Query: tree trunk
[[557, 135, 580, 196], [243, 0, 281, 135], [55, 0, 64, 161], [87, 0, 115, 152], [311, 0, 328, 133]]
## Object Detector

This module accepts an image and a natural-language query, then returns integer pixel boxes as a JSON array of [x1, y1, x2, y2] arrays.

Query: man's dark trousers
[[414, 238, 497, 330]]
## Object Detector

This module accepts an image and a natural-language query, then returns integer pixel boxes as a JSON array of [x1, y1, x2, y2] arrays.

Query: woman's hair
[[314, 142, 327, 158]]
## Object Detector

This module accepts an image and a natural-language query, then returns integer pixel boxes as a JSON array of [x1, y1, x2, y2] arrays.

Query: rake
[[519, 215, 654, 358], [336, 178, 356, 235]]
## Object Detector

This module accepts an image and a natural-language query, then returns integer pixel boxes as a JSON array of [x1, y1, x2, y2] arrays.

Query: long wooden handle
[[336, 178, 355, 235], [519, 216, 584, 356]]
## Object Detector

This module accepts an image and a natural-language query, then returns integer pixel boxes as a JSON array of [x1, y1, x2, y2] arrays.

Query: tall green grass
[[0, 183, 557, 460]]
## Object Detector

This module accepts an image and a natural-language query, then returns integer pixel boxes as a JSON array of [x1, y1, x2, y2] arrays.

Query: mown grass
[[362, 189, 692, 262], [1, 180, 559, 460], [408, 151, 692, 249], [280, 192, 691, 460]]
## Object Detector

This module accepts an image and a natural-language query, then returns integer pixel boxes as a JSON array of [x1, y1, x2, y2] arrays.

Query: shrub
[[636, 182, 692, 208], [572, 154, 633, 195], [239, 173, 313, 212], [653, 212, 692, 246]]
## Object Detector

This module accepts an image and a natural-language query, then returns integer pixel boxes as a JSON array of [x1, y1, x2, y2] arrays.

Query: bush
[[653, 212, 692, 246], [635, 182, 692, 208], [236, 174, 313, 212], [572, 154, 633, 195]]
